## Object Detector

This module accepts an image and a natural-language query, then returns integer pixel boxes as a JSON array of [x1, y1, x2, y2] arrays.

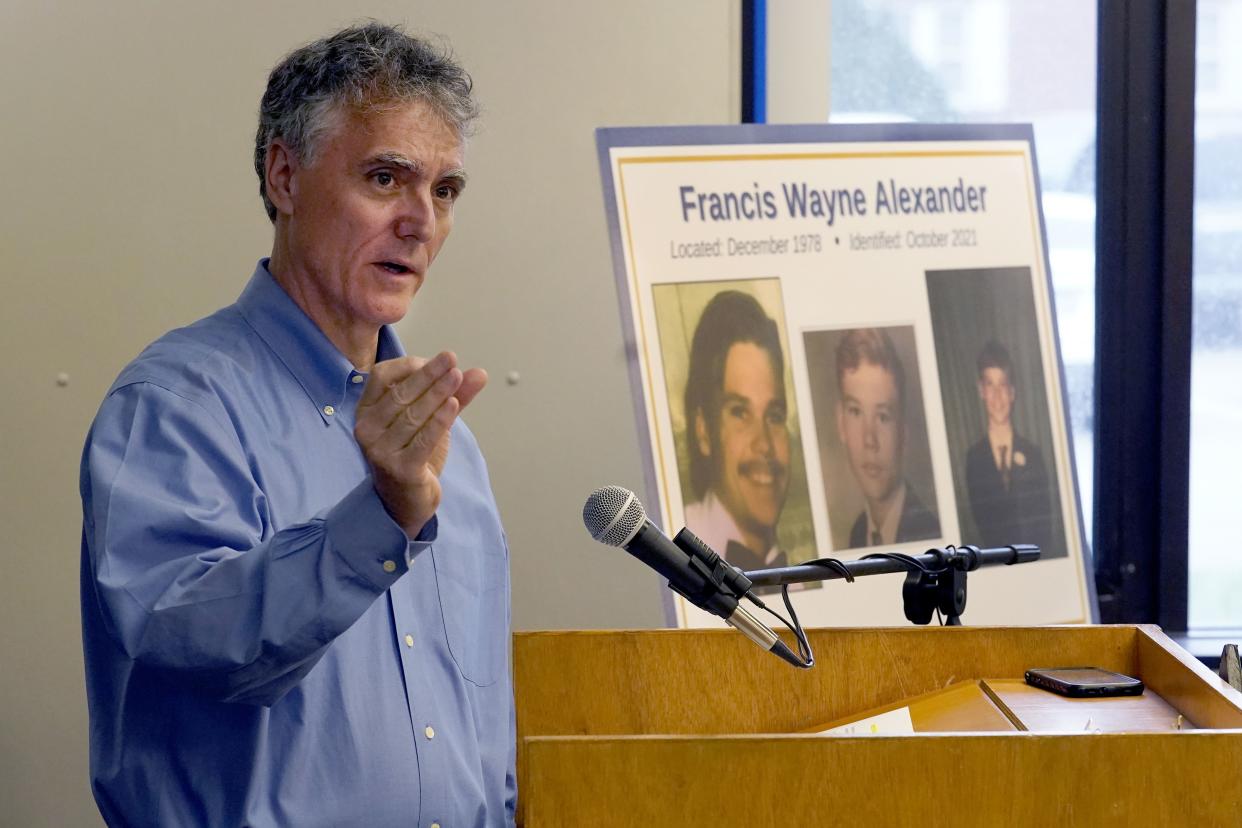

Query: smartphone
[[1024, 667, 1144, 698]]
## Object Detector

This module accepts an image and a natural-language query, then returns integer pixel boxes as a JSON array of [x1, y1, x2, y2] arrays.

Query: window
[[828, 0, 1098, 535], [1188, 0, 1242, 630]]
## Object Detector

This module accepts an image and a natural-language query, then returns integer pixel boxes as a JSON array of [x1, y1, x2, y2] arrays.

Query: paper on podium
[[815, 705, 915, 736]]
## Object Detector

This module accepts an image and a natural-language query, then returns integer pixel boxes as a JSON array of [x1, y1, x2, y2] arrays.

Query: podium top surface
[[514, 625, 1242, 737]]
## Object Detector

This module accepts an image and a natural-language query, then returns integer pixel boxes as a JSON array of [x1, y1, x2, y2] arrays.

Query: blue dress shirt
[[80, 262, 515, 827]]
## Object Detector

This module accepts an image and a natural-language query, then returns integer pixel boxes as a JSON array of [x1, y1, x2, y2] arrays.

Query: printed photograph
[[925, 266, 1067, 559], [652, 278, 818, 584], [803, 325, 942, 552]]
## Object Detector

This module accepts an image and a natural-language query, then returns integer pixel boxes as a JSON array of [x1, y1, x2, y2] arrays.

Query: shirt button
[[351, 374, 364, 384], [424, 725, 435, 740], [382, 560, 397, 573], [322, 404, 335, 416], [404, 634, 414, 648]]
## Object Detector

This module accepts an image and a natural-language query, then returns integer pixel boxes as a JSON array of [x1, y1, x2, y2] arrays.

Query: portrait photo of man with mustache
[[681, 289, 795, 572]]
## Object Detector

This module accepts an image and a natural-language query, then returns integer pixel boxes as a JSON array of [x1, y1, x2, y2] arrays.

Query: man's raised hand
[[355, 352, 488, 538]]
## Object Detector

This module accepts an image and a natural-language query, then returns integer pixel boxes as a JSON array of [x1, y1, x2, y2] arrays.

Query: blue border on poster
[[593, 122, 1098, 626]]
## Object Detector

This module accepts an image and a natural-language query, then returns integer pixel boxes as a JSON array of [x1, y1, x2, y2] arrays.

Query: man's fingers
[[386, 353, 457, 419], [366, 367, 462, 455], [454, 368, 488, 411], [384, 365, 462, 429], [358, 355, 426, 407], [358, 353, 457, 428], [399, 394, 460, 469], [358, 352, 448, 409], [355, 355, 483, 473]]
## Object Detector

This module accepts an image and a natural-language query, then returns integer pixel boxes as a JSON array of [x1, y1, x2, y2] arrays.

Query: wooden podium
[[514, 625, 1242, 826]]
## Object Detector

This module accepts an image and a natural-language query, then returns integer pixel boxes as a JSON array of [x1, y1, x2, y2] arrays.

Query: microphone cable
[[738, 555, 861, 669], [740, 546, 969, 667], [741, 585, 814, 668]]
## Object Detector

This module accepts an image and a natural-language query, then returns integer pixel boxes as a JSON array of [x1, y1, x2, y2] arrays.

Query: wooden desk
[[514, 625, 1242, 826]]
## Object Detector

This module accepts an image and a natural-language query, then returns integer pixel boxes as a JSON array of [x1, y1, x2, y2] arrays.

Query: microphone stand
[[743, 544, 1041, 626]]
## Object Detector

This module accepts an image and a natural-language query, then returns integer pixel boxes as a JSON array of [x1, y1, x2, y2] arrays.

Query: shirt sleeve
[[503, 534, 518, 823], [82, 380, 428, 706]]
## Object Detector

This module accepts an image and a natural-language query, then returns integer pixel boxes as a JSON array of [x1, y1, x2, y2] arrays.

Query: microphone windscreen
[[582, 486, 645, 546]]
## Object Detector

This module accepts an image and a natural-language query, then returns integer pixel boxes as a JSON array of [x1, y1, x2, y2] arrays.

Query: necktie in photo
[[1000, 445, 1011, 490]]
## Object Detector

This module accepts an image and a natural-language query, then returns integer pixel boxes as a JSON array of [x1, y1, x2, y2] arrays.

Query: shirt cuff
[[407, 513, 437, 564], [323, 480, 418, 591]]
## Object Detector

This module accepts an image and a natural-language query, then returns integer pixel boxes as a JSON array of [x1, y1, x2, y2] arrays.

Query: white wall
[[0, 2, 738, 822]]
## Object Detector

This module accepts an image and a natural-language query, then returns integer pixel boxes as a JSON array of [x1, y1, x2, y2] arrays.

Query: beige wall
[[0, 2, 738, 823]]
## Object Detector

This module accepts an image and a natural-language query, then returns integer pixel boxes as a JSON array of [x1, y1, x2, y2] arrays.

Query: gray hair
[[254, 22, 479, 222]]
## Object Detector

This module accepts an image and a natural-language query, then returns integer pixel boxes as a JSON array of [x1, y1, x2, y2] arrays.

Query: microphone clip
[[671, 528, 753, 601]]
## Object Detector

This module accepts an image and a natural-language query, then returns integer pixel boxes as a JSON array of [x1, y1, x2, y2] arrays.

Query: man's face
[[280, 99, 466, 333], [836, 360, 904, 505], [696, 342, 790, 540], [978, 366, 1015, 428]]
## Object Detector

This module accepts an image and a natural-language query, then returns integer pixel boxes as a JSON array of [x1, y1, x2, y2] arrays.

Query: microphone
[[582, 485, 804, 668]]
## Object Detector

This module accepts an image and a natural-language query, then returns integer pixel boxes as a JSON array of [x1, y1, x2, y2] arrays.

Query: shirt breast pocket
[[430, 527, 508, 687]]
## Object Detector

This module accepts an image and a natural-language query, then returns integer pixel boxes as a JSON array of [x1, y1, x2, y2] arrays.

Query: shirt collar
[[696, 490, 780, 564], [237, 260, 405, 423]]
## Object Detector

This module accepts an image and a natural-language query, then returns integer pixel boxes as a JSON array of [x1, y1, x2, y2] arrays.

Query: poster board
[[595, 123, 1095, 628]]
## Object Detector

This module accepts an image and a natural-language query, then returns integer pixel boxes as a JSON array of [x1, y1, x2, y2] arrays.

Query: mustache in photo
[[737, 458, 786, 481]]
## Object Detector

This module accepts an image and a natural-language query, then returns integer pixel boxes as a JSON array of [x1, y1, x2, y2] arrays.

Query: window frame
[[1092, 0, 1195, 636]]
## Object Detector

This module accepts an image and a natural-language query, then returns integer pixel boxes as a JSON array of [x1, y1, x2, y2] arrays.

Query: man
[[79, 24, 514, 827], [835, 328, 940, 548], [682, 290, 791, 572], [964, 340, 1054, 552]]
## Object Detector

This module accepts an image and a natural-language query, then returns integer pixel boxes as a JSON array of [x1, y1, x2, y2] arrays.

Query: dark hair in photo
[[834, 327, 907, 417], [976, 339, 1014, 383]]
